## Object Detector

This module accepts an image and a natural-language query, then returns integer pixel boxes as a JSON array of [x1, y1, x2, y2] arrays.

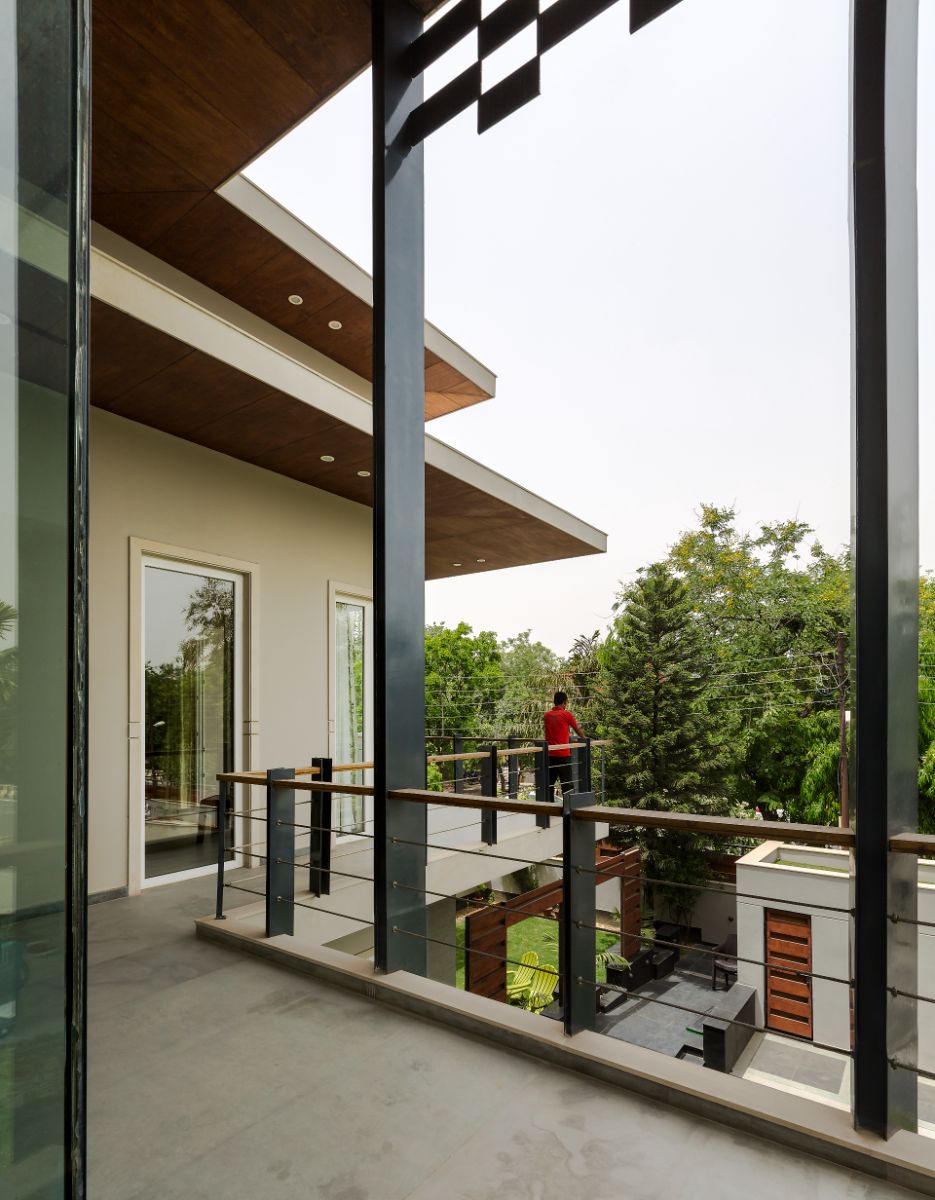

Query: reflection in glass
[[1, 0, 87, 1187], [335, 602, 366, 833], [144, 567, 235, 878]]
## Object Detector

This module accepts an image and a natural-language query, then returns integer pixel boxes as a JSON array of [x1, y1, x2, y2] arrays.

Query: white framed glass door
[[142, 558, 244, 883], [332, 588, 374, 837]]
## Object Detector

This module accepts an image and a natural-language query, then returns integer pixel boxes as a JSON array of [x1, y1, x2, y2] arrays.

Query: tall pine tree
[[599, 563, 732, 925]]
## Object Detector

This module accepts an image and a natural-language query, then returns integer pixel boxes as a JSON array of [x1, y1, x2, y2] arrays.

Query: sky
[[246, 0, 935, 656]]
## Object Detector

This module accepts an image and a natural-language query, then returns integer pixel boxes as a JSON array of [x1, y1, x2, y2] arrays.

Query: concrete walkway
[[88, 875, 924, 1200]]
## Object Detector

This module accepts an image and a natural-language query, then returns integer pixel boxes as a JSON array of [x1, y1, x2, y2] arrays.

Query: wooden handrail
[[572, 806, 855, 848], [273, 779, 374, 797], [219, 741, 613, 781], [389, 787, 557, 818], [890, 832, 935, 855], [217, 768, 320, 783], [426, 740, 612, 764]]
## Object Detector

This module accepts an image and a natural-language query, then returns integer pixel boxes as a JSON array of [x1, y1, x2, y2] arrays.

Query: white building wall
[[737, 844, 935, 1070], [88, 408, 373, 896]]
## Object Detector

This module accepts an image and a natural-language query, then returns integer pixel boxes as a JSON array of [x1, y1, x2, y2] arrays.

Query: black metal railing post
[[310, 757, 333, 897], [266, 767, 295, 937], [480, 745, 498, 845], [581, 736, 592, 794], [215, 777, 229, 919], [535, 740, 551, 829], [507, 735, 520, 799], [453, 734, 465, 794], [562, 791, 597, 1036]]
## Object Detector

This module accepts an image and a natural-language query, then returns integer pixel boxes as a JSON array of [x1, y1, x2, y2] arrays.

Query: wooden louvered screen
[[464, 906, 509, 1001], [765, 909, 813, 1040]]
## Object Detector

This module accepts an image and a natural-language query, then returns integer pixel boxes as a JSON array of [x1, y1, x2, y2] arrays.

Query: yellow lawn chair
[[507, 951, 538, 1001], [527, 964, 559, 1012]]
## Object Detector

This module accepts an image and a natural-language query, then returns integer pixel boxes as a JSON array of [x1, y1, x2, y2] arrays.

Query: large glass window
[[143, 563, 240, 881], [0, 0, 88, 1191], [334, 596, 373, 835]]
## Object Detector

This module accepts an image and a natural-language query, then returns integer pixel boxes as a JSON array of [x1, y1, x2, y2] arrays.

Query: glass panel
[[335, 601, 366, 833], [144, 567, 235, 879], [0, 0, 86, 1191]]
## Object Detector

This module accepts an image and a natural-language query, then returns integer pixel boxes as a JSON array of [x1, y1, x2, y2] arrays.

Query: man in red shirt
[[543, 691, 583, 799]]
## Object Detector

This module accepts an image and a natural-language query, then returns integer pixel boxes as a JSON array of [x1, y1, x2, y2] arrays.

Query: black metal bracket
[[507, 735, 521, 800], [535, 739, 552, 828], [310, 757, 333, 897], [265, 768, 295, 938], [562, 791, 597, 1035], [480, 745, 498, 845], [215, 777, 229, 920]]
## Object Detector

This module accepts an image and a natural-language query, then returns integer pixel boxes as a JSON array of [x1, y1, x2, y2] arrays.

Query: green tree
[[424, 623, 503, 746], [488, 631, 565, 742], [563, 630, 603, 733], [598, 563, 732, 923], [667, 505, 849, 823]]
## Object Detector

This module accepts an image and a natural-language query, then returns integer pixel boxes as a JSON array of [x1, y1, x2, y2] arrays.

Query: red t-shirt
[[544, 706, 580, 757]]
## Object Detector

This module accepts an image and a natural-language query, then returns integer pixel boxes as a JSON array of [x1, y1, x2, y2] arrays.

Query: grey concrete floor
[[88, 874, 923, 1200]]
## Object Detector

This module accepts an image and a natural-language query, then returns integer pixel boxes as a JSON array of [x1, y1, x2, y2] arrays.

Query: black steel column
[[373, 0, 428, 975], [453, 735, 465, 794], [850, 0, 919, 1136]]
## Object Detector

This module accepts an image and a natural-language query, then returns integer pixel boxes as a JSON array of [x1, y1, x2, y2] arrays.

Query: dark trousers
[[548, 758, 574, 800]]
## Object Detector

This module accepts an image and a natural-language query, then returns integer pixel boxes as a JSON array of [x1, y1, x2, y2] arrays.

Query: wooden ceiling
[[91, 300, 600, 580], [90, 0, 485, 421]]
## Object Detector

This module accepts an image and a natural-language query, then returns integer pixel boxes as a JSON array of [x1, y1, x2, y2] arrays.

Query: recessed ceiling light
[[328, 320, 343, 331], [357, 470, 371, 478], [453, 562, 462, 568], [288, 294, 304, 306], [320, 454, 335, 463], [476, 558, 487, 564]]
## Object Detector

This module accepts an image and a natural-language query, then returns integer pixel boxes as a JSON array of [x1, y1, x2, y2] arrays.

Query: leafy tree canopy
[[424, 622, 503, 745]]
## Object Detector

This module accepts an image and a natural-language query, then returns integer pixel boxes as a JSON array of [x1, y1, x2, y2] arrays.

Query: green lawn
[[454, 915, 620, 993]]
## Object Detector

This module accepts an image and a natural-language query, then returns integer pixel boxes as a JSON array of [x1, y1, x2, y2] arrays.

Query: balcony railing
[[209, 757, 935, 1168]]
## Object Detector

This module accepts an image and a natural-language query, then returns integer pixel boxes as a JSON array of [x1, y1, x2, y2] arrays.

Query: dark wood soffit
[[91, 2, 482, 419], [111, 192, 487, 418], [90, 299, 596, 581]]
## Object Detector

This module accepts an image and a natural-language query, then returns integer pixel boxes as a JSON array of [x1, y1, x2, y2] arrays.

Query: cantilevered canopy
[[89, 296, 605, 580], [90, 0, 485, 420]]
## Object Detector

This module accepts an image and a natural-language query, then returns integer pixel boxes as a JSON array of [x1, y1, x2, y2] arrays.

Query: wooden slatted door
[[765, 910, 813, 1040]]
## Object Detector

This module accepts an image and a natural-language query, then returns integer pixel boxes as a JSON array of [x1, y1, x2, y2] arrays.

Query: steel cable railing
[[214, 754, 867, 1103]]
